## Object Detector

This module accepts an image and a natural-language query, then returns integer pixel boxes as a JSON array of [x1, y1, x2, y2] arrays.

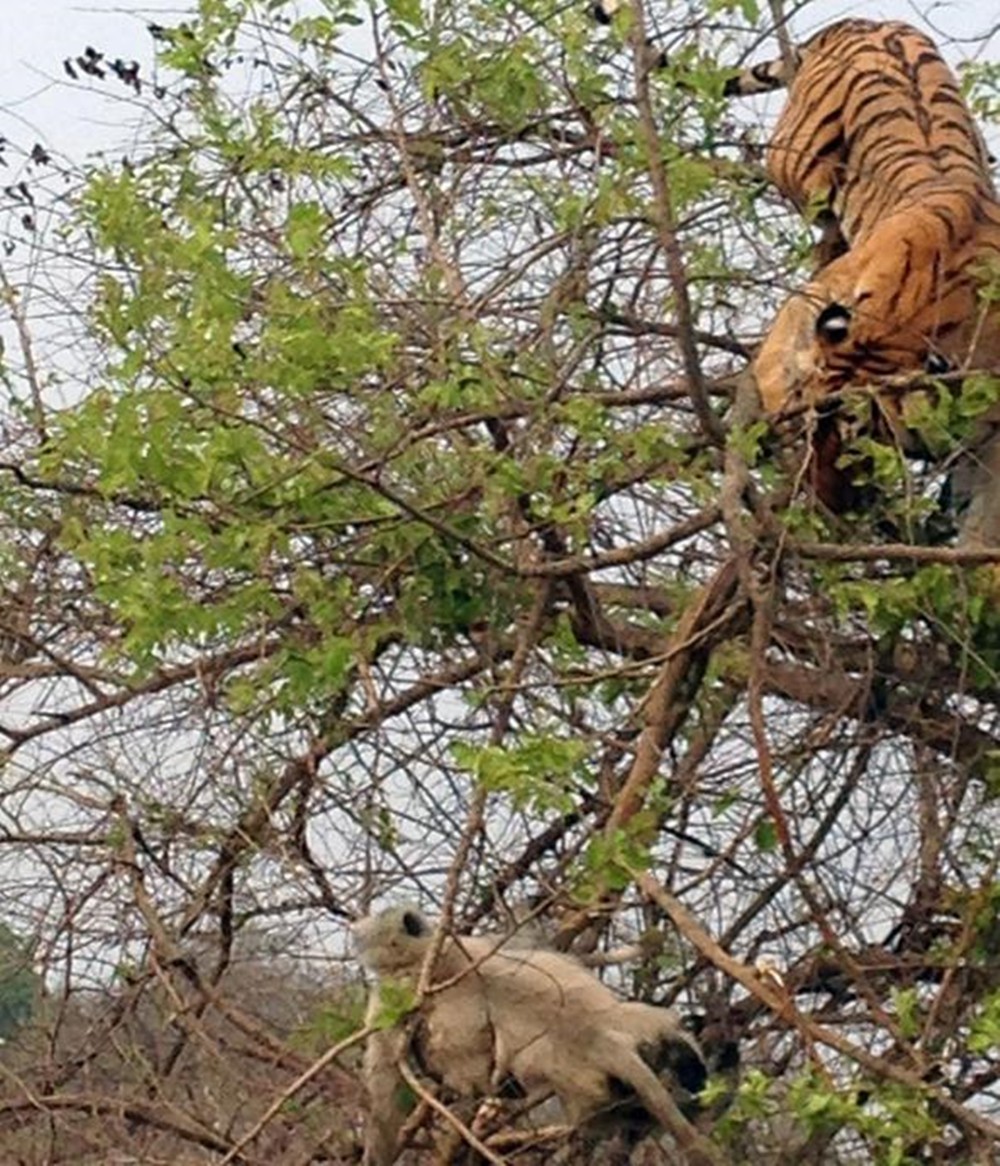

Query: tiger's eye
[[815, 303, 852, 344]]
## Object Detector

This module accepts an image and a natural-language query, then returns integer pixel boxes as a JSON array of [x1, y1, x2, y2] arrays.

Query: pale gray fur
[[353, 905, 726, 1166]]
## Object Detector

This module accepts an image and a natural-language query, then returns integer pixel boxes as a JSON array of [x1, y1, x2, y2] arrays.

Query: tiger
[[753, 193, 1000, 523], [740, 21, 993, 257], [590, 14, 995, 256], [592, 8, 1000, 536], [723, 22, 1000, 527]]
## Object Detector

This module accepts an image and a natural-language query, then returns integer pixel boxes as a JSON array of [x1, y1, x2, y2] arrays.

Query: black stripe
[[723, 59, 794, 96]]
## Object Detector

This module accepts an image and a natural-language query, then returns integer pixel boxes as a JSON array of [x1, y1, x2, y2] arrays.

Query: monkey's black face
[[641, 1036, 708, 1096], [402, 910, 427, 938]]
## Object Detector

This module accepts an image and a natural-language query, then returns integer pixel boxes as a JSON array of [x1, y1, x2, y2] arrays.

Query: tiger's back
[[761, 20, 994, 246], [591, 10, 995, 250]]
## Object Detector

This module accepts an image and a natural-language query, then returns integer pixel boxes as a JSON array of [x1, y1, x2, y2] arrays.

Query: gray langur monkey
[[353, 904, 728, 1166]]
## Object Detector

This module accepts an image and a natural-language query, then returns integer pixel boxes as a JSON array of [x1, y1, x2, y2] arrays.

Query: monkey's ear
[[402, 910, 427, 938]]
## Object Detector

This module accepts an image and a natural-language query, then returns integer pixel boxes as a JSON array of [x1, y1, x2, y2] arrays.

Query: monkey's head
[[352, 905, 433, 974]]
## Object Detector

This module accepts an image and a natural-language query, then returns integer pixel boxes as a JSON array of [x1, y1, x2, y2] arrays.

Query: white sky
[[0, 2, 183, 166], [0, 0, 997, 164]]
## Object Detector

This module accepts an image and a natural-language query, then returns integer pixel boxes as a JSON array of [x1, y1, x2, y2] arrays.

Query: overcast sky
[[0, 0, 997, 165], [0, 1, 183, 166]]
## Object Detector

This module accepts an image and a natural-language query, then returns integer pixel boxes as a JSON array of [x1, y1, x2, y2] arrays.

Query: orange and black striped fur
[[730, 21, 993, 255], [737, 21, 1000, 529], [591, 14, 994, 246], [594, 11, 1000, 535]]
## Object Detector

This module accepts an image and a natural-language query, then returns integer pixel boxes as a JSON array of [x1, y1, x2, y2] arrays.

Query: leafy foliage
[[0, 0, 994, 1161], [0, 923, 37, 1040]]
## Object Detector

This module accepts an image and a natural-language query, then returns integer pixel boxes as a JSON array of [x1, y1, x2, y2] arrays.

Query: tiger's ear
[[815, 303, 852, 345], [924, 352, 951, 375], [591, 0, 617, 23]]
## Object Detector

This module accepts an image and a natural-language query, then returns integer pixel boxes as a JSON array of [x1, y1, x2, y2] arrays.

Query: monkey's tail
[[610, 1042, 728, 1166]]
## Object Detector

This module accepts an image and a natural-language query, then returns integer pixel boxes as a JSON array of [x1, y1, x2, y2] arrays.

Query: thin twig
[[397, 1060, 508, 1166], [218, 1026, 373, 1165], [638, 875, 1000, 1146], [628, 0, 726, 447]]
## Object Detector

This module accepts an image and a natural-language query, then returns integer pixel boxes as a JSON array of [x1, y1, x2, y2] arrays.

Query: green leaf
[[372, 979, 418, 1029], [286, 202, 328, 262], [754, 819, 778, 852], [452, 735, 589, 813], [891, 987, 921, 1039]]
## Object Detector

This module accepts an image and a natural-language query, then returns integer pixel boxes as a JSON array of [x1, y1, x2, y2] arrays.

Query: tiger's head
[[752, 198, 1000, 512], [754, 203, 988, 419]]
